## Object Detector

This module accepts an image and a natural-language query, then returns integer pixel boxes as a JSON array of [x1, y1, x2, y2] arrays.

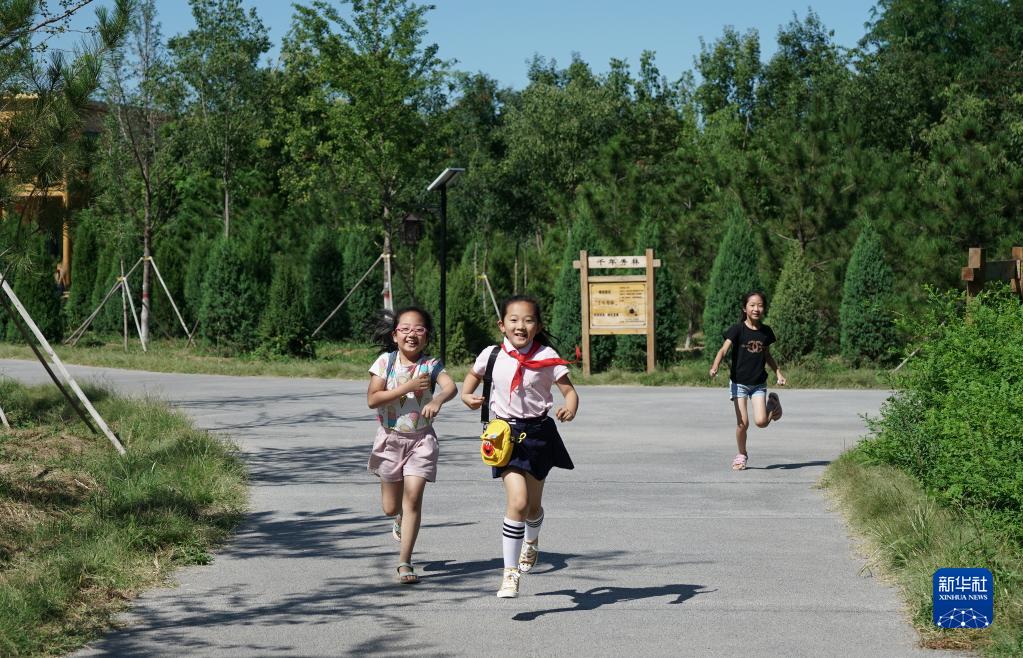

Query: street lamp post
[[427, 167, 464, 364]]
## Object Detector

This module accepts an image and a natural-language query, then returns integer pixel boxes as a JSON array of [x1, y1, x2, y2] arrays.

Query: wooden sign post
[[961, 247, 1023, 300], [573, 249, 661, 376]]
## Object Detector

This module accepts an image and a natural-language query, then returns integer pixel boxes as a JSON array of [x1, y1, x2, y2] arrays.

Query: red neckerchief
[[502, 341, 571, 396]]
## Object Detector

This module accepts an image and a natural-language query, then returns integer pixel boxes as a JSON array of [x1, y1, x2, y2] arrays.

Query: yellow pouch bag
[[480, 419, 526, 467]]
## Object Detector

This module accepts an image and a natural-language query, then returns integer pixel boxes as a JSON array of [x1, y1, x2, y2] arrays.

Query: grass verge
[[0, 379, 247, 657], [820, 451, 1023, 656], [0, 339, 888, 388]]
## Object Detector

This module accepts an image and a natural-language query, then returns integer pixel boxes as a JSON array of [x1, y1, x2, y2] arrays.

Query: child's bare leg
[[381, 480, 403, 517], [751, 395, 771, 428], [523, 474, 545, 543], [398, 475, 427, 564], [502, 469, 529, 521], [733, 398, 750, 455]]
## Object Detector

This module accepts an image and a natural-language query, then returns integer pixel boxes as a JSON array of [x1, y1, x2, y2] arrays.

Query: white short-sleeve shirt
[[369, 352, 445, 431], [472, 338, 569, 420]]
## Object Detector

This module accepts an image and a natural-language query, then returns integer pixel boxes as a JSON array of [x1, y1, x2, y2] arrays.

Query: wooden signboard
[[573, 249, 660, 376]]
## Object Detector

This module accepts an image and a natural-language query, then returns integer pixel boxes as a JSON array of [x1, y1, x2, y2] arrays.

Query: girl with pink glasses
[[367, 306, 456, 583]]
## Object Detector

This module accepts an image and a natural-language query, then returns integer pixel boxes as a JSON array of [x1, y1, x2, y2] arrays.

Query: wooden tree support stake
[[0, 403, 10, 429], [1, 276, 125, 455], [312, 254, 384, 338]]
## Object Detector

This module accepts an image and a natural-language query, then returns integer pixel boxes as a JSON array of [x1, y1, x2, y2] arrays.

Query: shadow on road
[[512, 583, 709, 621], [747, 460, 831, 470]]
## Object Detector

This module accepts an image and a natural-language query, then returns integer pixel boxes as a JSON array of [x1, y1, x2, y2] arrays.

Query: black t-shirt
[[723, 322, 776, 386]]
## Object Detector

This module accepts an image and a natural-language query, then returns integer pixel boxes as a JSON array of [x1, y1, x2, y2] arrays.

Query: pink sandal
[[731, 453, 748, 470]]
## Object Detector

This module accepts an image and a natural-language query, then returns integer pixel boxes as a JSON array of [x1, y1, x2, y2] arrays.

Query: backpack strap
[[385, 350, 398, 382], [428, 359, 444, 394], [481, 345, 501, 424]]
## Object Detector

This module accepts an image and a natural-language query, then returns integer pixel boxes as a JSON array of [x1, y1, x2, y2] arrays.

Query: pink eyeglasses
[[396, 325, 427, 336]]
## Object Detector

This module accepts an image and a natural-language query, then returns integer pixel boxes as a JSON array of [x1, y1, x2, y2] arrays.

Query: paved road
[[1, 359, 951, 657]]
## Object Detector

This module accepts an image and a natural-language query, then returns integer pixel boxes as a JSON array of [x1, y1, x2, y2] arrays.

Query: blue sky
[[53, 0, 880, 89]]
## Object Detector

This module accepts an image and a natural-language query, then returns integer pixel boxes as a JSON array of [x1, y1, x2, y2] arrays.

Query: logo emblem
[[933, 568, 993, 628]]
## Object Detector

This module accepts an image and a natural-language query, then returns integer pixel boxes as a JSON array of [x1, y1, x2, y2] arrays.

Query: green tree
[[199, 238, 261, 349], [549, 211, 614, 370], [768, 246, 818, 362], [63, 212, 101, 328], [840, 224, 896, 365], [183, 236, 211, 324], [341, 228, 381, 341], [258, 257, 314, 358], [305, 227, 347, 340], [6, 232, 62, 342], [444, 251, 492, 362], [1, 0, 130, 277], [702, 210, 763, 360], [281, 0, 446, 261], [167, 0, 270, 238]]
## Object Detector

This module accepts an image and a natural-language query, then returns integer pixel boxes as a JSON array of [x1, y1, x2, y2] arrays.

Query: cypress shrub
[[63, 213, 100, 329], [304, 227, 346, 340], [341, 228, 381, 341], [412, 235, 440, 313], [445, 251, 494, 362], [614, 216, 684, 369], [769, 246, 818, 362], [840, 223, 896, 365], [702, 210, 763, 360], [6, 233, 62, 342], [183, 237, 211, 326], [550, 212, 613, 370], [258, 257, 314, 358], [198, 238, 262, 350]]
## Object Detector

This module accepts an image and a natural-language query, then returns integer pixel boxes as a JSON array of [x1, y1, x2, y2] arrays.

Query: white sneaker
[[497, 567, 520, 598], [518, 540, 539, 573]]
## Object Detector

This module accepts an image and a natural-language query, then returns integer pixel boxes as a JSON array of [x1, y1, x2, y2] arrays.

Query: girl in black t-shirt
[[709, 291, 787, 470]]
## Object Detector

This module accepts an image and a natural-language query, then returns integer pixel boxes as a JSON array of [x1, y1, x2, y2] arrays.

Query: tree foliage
[[840, 224, 896, 365], [702, 210, 763, 360]]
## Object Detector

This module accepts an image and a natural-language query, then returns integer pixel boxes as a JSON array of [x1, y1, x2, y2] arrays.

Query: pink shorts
[[367, 425, 439, 482]]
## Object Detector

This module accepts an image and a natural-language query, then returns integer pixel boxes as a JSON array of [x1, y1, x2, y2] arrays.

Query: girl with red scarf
[[461, 295, 579, 598]]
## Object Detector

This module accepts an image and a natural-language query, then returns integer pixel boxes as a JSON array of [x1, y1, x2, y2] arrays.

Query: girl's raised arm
[[367, 374, 424, 409]]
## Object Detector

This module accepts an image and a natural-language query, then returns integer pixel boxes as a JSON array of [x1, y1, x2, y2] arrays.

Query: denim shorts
[[730, 381, 767, 401]]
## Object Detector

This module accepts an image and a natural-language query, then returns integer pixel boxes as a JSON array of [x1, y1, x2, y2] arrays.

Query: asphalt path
[[0, 359, 957, 657]]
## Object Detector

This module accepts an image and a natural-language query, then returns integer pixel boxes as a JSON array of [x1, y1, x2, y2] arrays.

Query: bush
[[198, 238, 262, 350], [701, 209, 763, 359], [858, 289, 1023, 544], [341, 228, 381, 341], [445, 251, 494, 362], [63, 213, 101, 329], [183, 237, 211, 326], [304, 227, 346, 340], [769, 246, 818, 362], [840, 223, 896, 365], [5, 233, 62, 343], [258, 258, 314, 358], [614, 216, 684, 369], [550, 212, 614, 370]]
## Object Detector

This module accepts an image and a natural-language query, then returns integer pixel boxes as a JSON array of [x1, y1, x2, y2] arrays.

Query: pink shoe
[[731, 453, 748, 470]]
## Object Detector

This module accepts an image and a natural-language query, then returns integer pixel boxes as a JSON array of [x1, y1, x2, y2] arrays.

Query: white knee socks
[[525, 508, 544, 543], [502, 518, 525, 568]]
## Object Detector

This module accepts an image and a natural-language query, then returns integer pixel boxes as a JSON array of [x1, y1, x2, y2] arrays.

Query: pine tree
[[199, 238, 262, 350], [549, 212, 614, 370], [341, 228, 382, 342], [840, 223, 896, 365], [614, 215, 684, 368], [305, 227, 347, 340], [63, 213, 100, 328], [6, 233, 62, 342], [258, 257, 314, 358], [769, 246, 818, 362], [702, 209, 763, 360], [183, 237, 211, 326], [445, 250, 494, 362]]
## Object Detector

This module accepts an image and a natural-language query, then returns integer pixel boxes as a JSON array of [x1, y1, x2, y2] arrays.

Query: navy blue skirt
[[491, 415, 574, 481]]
